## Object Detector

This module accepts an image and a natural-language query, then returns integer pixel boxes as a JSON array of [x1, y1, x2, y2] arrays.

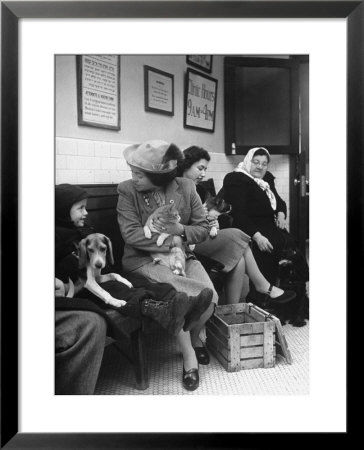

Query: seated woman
[[178, 145, 295, 307], [116, 140, 217, 392], [222, 146, 291, 294]]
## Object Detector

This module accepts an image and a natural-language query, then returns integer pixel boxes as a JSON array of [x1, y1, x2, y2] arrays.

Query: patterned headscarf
[[234, 147, 277, 210]]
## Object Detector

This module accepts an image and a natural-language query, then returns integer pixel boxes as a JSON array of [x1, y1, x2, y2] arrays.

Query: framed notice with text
[[76, 55, 121, 130], [144, 65, 174, 115], [184, 68, 218, 132]]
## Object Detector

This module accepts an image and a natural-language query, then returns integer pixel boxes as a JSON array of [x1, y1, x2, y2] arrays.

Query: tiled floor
[[95, 319, 309, 396]]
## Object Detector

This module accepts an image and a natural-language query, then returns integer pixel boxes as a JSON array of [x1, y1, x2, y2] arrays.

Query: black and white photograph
[[1, 0, 356, 444], [55, 54, 309, 396]]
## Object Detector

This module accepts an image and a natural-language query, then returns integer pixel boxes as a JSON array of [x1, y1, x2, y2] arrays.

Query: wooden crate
[[206, 303, 292, 372]]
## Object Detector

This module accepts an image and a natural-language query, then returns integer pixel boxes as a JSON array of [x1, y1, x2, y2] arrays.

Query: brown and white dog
[[67, 233, 132, 307]]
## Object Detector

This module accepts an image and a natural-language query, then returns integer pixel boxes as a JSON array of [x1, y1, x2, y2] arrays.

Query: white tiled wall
[[56, 137, 131, 185], [56, 137, 290, 219]]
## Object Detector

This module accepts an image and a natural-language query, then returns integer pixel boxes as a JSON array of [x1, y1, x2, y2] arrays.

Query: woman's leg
[[220, 246, 284, 305], [223, 255, 246, 304], [250, 225, 286, 284], [133, 260, 218, 348], [177, 329, 198, 370], [189, 303, 214, 347], [180, 260, 218, 348], [244, 247, 284, 298]]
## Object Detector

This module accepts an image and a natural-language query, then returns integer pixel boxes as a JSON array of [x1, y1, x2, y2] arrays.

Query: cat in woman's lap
[[144, 203, 186, 276]]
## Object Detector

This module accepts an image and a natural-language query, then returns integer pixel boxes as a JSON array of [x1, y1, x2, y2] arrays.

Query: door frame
[[289, 56, 309, 252]]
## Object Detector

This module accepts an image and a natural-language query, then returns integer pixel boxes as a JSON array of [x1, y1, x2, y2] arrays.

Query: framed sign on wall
[[184, 68, 218, 132], [76, 54, 121, 130], [186, 55, 213, 73], [144, 65, 174, 115]]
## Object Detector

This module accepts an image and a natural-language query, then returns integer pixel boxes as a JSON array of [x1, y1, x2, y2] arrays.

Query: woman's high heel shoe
[[182, 367, 199, 391], [265, 285, 296, 304], [249, 285, 296, 307]]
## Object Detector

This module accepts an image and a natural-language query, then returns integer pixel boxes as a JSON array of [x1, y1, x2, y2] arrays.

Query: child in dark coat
[[55, 184, 213, 336]]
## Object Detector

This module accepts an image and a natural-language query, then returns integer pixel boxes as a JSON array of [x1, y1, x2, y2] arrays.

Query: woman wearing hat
[[117, 140, 217, 391], [222, 147, 291, 296]]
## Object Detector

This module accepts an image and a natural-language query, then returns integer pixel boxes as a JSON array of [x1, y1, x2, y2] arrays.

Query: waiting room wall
[[55, 55, 290, 215]]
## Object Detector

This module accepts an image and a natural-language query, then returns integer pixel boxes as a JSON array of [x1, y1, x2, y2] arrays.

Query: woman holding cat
[[178, 145, 296, 306], [117, 140, 217, 391]]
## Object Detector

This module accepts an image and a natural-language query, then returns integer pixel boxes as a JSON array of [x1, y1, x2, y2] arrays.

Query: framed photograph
[[76, 55, 121, 130], [184, 68, 218, 132], [1, 0, 361, 447], [144, 65, 174, 115], [186, 55, 213, 73]]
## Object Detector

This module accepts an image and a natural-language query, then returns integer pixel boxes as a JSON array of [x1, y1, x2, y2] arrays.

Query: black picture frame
[[76, 55, 121, 130], [184, 68, 218, 132], [186, 55, 213, 73], [144, 65, 174, 116], [1, 1, 361, 448]]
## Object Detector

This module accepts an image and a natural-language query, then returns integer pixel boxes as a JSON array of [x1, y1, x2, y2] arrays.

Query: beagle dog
[[70, 233, 132, 307]]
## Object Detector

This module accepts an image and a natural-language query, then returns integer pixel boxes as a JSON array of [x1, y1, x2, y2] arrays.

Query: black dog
[[275, 231, 309, 327]]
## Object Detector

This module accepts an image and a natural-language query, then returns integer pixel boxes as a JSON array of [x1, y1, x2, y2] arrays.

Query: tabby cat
[[144, 203, 186, 276]]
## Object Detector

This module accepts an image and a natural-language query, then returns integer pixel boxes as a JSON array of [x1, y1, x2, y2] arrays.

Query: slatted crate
[[206, 303, 292, 372]]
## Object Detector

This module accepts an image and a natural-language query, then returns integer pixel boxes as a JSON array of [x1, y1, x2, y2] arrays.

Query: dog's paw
[[121, 279, 133, 288], [108, 297, 127, 308], [112, 273, 123, 281], [113, 273, 133, 288], [119, 279, 133, 288]]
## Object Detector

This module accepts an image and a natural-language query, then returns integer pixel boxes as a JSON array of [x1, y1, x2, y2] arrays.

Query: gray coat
[[117, 177, 209, 272]]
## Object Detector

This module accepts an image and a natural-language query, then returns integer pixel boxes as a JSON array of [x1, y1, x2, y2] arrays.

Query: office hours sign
[[184, 68, 217, 132]]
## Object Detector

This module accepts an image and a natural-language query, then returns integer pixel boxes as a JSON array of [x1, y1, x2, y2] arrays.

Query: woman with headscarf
[[178, 145, 295, 307], [116, 140, 217, 391], [222, 147, 289, 293]]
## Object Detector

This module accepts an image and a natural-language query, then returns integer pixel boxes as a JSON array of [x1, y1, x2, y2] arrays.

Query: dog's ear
[[203, 192, 214, 211], [204, 190, 213, 203], [78, 238, 89, 268], [224, 204, 232, 215], [215, 197, 224, 209], [103, 236, 114, 266]]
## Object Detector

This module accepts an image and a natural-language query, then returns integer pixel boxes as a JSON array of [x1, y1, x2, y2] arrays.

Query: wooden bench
[[77, 180, 224, 391]]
